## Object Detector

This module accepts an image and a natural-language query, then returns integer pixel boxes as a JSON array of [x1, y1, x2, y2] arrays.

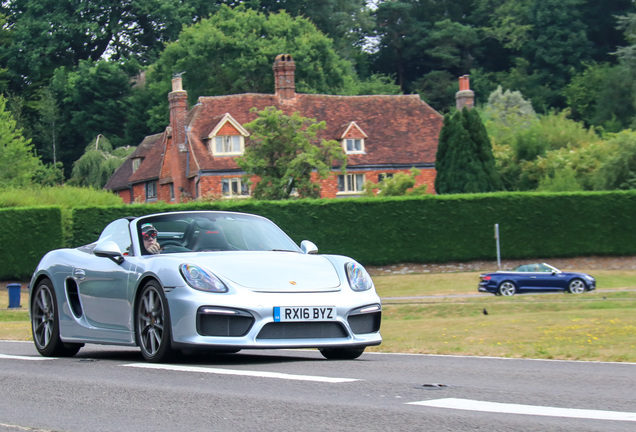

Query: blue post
[[7, 283, 21, 308]]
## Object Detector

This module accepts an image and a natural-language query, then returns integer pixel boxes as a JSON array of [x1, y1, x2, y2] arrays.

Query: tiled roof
[[186, 92, 442, 173], [106, 91, 443, 192], [105, 133, 164, 190]]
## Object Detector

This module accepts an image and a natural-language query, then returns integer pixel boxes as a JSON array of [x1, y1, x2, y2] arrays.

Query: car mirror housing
[[300, 240, 318, 254], [94, 240, 125, 264]]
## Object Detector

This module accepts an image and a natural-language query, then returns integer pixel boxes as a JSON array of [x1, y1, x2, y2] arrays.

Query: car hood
[[187, 251, 342, 292]]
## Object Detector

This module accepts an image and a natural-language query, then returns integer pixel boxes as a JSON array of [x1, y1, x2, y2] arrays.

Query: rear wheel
[[136, 281, 173, 363], [498, 281, 517, 296], [31, 279, 82, 357], [319, 347, 365, 360], [568, 278, 586, 294]]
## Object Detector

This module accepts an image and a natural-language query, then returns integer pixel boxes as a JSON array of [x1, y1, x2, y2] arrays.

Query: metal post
[[495, 224, 501, 270]]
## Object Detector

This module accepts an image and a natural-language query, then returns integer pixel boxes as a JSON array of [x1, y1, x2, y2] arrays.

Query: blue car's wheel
[[31, 279, 82, 357], [498, 281, 517, 296], [136, 281, 173, 363], [568, 278, 586, 294]]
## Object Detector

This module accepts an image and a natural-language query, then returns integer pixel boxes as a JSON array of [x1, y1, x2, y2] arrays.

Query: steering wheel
[[160, 240, 184, 247]]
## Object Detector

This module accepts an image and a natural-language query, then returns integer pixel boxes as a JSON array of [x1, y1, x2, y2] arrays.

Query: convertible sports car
[[478, 263, 596, 296], [29, 211, 382, 362]]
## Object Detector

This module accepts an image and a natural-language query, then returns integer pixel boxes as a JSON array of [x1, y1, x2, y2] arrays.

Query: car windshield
[[135, 212, 301, 254], [513, 263, 559, 273]]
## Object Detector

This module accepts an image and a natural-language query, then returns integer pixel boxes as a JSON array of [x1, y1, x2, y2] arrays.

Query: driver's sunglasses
[[143, 230, 157, 240]]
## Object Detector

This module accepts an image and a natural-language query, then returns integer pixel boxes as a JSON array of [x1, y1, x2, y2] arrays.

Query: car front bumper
[[166, 285, 382, 350]]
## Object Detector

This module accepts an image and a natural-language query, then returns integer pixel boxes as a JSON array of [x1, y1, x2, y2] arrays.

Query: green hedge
[[0, 207, 64, 280], [4, 191, 636, 281], [71, 190, 636, 265]]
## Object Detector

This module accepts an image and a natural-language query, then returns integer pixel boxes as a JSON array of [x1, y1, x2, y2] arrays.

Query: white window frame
[[146, 181, 157, 200], [343, 138, 365, 154], [221, 177, 250, 198], [337, 173, 365, 194], [132, 158, 141, 172], [207, 113, 249, 157], [213, 135, 244, 155]]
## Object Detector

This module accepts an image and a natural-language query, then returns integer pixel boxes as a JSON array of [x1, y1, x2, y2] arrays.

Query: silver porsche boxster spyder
[[29, 211, 382, 362]]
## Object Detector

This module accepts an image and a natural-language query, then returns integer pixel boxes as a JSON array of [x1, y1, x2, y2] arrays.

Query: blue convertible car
[[478, 263, 596, 296]]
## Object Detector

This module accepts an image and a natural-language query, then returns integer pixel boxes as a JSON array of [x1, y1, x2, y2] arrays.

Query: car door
[[524, 265, 567, 292], [73, 219, 138, 343], [75, 257, 137, 338]]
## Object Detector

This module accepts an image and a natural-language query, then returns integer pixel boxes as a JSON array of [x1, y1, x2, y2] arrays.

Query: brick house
[[105, 54, 446, 203]]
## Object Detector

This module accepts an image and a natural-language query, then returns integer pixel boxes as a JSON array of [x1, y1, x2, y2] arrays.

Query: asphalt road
[[1, 341, 635, 432]]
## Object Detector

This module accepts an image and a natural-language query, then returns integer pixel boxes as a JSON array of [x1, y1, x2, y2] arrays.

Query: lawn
[[2, 271, 636, 362]]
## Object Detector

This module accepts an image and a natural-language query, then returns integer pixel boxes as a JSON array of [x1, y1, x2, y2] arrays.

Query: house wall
[[116, 167, 436, 204]]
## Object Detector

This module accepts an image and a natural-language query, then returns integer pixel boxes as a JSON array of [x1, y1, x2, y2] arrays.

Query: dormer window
[[207, 113, 249, 157], [215, 135, 242, 154], [132, 158, 142, 172], [345, 138, 364, 153], [341, 121, 367, 154]]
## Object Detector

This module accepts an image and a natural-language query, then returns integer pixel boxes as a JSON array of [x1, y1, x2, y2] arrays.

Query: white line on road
[[0, 353, 53, 361], [123, 363, 360, 383], [409, 398, 636, 422]]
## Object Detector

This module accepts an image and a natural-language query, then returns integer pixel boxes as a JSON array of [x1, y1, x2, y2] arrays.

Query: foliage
[[435, 108, 501, 194], [0, 0, 199, 93], [362, 168, 428, 197], [484, 85, 604, 192], [564, 62, 635, 132], [68, 135, 136, 189], [144, 5, 366, 130], [591, 130, 636, 190], [236, 107, 346, 200], [47, 60, 142, 173], [0, 94, 41, 187], [0, 186, 123, 208]]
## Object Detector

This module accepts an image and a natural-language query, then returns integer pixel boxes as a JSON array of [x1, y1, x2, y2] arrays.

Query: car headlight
[[180, 264, 228, 293], [346, 262, 373, 292]]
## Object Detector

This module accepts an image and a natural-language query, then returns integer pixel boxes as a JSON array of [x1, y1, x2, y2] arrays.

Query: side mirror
[[300, 240, 318, 254], [94, 240, 125, 264]]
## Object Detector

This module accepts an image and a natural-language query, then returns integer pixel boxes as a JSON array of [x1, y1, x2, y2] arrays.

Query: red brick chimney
[[167, 75, 189, 202], [273, 54, 296, 102], [455, 75, 474, 110], [169, 75, 188, 146]]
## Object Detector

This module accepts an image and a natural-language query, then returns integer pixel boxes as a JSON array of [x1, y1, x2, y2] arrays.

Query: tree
[[592, 130, 636, 190], [69, 134, 135, 189], [435, 108, 501, 194], [0, 94, 41, 187], [236, 107, 346, 200], [0, 0, 202, 92], [372, 1, 478, 97], [564, 62, 635, 132], [143, 5, 387, 131], [47, 59, 142, 173], [256, 0, 375, 63]]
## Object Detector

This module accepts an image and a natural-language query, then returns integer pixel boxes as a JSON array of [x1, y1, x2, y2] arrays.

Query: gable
[[341, 121, 368, 140]]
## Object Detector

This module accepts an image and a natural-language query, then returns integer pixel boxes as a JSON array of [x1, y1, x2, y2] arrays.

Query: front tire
[[498, 281, 517, 296], [136, 281, 173, 363], [31, 279, 82, 357], [319, 347, 365, 360], [568, 278, 586, 294]]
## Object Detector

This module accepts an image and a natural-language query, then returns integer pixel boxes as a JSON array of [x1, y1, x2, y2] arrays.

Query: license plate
[[273, 306, 336, 322]]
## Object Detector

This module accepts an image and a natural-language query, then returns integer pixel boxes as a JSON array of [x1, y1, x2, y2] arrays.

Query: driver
[[141, 223, 162, 254]]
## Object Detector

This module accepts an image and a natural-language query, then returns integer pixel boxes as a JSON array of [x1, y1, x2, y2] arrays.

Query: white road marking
[[123, 363, 360, 383], [0, 353, 53, 361], [409, 398, 636, 422]]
